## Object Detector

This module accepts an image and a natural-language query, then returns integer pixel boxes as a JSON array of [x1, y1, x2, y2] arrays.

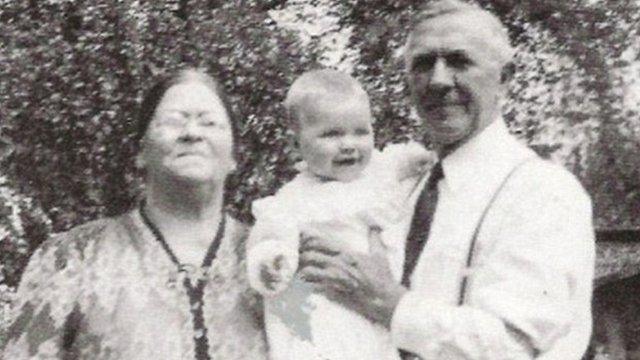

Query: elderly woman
[[2, 69, 267, 359]]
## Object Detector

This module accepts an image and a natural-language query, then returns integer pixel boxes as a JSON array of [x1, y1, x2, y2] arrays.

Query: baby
[[246, 69, 432, 360]]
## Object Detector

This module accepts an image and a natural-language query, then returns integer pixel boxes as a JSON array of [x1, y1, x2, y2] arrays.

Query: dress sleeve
[[2, 232, 87, 359], [391, 168, 595, 359], [246, 193, 300, 295]]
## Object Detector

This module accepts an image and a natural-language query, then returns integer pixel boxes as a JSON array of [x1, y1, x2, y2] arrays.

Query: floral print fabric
[[2, 209, 267, 360]]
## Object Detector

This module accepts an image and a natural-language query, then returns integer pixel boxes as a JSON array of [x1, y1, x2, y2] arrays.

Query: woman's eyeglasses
[[153, 110, 224, 128]]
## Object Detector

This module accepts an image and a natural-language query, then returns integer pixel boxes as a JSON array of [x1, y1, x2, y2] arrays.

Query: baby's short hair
[[284, 69, 370, 131]]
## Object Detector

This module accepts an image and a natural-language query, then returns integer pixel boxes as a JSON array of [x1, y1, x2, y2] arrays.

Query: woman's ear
[[135, 152, 145, 169], [500, 62, 515, 84]]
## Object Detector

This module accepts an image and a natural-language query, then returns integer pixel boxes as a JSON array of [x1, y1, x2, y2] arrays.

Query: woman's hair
[[135, 68, 240, 158]]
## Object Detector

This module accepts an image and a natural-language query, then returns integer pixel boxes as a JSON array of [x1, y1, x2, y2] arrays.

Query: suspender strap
[[458, 157, 535, 306]]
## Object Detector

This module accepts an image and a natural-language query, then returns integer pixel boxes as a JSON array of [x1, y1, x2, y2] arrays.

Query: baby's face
[[297, 98, 374, 182]]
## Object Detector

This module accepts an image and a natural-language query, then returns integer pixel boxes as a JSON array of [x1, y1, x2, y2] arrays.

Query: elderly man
[[299, 1, 595, 359]]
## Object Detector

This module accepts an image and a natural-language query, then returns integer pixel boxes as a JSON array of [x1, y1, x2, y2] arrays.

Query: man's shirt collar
[[441, 118, 533, 195]]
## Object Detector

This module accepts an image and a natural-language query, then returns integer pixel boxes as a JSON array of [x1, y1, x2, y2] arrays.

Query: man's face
[[406, 12, 506, 149], [297, 97, 374, 182]]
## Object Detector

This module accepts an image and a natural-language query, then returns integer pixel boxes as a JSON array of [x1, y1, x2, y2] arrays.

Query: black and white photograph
[[1, 0, 639, 359]]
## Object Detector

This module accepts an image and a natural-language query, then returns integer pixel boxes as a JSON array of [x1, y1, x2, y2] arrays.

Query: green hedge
[[1, 0, 639, 291]]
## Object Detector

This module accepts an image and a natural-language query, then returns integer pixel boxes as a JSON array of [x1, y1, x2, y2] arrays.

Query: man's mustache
[[420, 88, 470, 109]]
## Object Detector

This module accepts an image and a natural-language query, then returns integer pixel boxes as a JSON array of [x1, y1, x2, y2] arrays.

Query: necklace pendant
[[179, 264, 210, 283], [179, 263, 198, 281], [179, 263, 197, 274], [198, 266, 210, 282]]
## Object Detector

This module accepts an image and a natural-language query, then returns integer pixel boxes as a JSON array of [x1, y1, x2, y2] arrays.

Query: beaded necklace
[[139, 201, 226, 360]]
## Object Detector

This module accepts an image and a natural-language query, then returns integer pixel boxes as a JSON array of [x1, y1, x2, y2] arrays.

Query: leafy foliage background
[[1, 0, 639, 331]]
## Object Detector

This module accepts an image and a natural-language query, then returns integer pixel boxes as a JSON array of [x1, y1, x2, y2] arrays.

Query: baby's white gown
[[247, 143, 431, 360]]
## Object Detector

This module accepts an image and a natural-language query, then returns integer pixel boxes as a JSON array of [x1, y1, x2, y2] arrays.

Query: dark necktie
[[401, 162, 443, 287], [399, 162, 443, 360]]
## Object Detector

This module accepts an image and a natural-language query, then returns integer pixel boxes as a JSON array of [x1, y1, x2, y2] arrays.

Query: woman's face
[[139, 81, 235, 185]]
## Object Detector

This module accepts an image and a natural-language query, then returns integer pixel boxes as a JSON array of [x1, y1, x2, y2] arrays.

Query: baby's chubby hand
[[376, 141, 434, 182], [247, 240, 299, 296], [394, 142, 434, 181], [259, 254, 296, 294]]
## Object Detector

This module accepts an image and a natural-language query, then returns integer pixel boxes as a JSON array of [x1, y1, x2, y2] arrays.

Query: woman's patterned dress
[[2, 208, 267, 359]]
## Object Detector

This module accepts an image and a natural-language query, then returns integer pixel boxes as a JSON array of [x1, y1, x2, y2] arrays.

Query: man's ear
[[228, 155, 237, 172], [500, 62, 515, 84]]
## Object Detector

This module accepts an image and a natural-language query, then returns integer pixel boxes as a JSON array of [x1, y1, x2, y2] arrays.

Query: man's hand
[[298, 227, 408, 328]]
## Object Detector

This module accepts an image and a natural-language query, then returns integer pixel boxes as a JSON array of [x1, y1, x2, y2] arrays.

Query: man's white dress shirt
[[387, 119, 595, 359]]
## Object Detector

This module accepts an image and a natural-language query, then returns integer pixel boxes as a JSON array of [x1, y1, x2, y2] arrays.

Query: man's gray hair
[[407, 0, 515, 67]]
